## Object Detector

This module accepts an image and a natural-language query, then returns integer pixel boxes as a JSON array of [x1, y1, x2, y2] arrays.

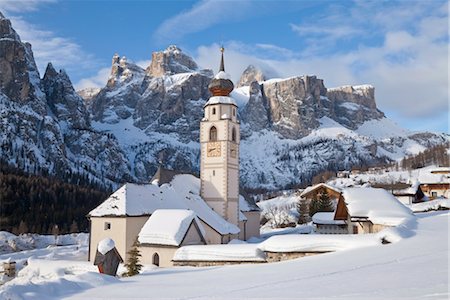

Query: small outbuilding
[[93, 238, 123, 276]]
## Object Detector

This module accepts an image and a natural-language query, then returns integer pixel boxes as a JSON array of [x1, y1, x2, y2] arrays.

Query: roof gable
[[301, 183, 342, 198]]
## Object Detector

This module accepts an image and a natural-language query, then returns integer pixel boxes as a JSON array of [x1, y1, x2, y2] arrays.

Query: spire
[[207, 46, 234, 97], [219, 46, 225, 72]]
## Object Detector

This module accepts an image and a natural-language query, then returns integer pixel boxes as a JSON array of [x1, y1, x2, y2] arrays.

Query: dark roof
[[150, 166, 184, 186], [372, 183, 410, 190]]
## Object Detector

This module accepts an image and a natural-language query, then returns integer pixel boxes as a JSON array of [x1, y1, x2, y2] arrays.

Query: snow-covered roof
[[239, 194, 260, 212], [408, 199, 450, 213], [301, 183, 342, 198], [312, 212, 345, 225], [430, 167, 450, 173], [173, 244, 266, 262], [239, 210, 247, 221], [138, 209, 205, 246], [204, 96, 237, 107], [89, 174, 239, 235], [258, 234, 380, 253], [341, 188, 414, 226], [417, 172, 449, 184], [399, 180, 420, 195], [97, 238, 115, 255]]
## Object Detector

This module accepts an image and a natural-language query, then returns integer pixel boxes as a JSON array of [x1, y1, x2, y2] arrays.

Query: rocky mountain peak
[[237, 65, 266, 87], [0, 12, 20, 41], [146, 45, 198, 77], [327, 84, 377, 110], [43, 62, 59, 79], [107, 53, 145, 88], [0, 13, 45, 114]]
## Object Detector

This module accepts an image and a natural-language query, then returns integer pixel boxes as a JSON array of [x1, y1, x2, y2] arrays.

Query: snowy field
[[0, 211, 448, 299]]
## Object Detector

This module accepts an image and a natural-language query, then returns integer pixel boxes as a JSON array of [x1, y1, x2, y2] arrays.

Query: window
[[104, 222, 111, 230], [152, 253, 160, 266], [209, 126, 217, 141], [231, 127, 236, 142], [233, 108, 236, 116], [213, 170, 215, 176], [212, 107, 216, 115], [431, 192, 437, 198]]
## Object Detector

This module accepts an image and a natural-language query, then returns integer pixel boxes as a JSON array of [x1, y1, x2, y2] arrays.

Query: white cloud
[[74, 67, 110, 90], [8, 16, 99, 77], [154, 0, 257, 45], [195, 2, 448, 132], [0, 0, 56, 13]]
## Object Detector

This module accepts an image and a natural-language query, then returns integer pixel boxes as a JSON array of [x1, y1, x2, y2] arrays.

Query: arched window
[[212, 107, 216, 115], [232, 127, 236, 142], [152, 253, 160, 266], [210, 126, 217, 141]]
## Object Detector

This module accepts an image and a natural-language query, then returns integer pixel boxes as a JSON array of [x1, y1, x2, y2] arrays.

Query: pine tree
[[123, 239, 142, 277], [297, 199, 309, 224], [317, 190, 334, 213], [18, 220, 28, 234], [308, 195, 320, 217], [70, 220, 79, 233]]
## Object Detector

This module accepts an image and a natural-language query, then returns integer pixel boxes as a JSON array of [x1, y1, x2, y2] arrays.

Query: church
[[88, 48, 261, 267]]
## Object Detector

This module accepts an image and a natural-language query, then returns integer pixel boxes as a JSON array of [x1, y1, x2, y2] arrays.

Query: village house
[[372, 181, 426, 205], [334, 187, 413, 234], [418, 168, 450, 199], [88, 48, 261, 264]]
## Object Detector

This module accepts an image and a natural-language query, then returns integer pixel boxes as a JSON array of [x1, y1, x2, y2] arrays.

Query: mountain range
[[0, 12, 447, 191]]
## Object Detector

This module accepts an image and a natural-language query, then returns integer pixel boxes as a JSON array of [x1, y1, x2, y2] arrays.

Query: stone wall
[[173, 260, 266, 267], [265, 251, 330, 263]]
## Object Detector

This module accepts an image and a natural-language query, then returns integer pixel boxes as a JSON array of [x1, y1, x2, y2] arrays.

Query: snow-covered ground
[[0, 211, 448, 299]]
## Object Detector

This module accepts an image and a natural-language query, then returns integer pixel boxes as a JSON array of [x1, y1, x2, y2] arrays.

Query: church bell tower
[[200, 47, 240, 226]]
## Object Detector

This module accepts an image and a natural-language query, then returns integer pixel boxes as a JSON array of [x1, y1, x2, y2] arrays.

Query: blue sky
[[0, 0, 448, 133]]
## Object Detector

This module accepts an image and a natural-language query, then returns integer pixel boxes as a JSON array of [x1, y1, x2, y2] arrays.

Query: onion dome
[[208, 47, 234, 96]]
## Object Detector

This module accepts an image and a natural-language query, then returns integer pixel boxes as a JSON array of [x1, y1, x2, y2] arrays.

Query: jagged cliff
[[0, 13, 131, 186], [0, 13, 447, 190]]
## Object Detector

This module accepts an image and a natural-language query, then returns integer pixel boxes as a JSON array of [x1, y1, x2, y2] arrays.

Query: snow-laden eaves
[[301, 182, 342, 198], [342, 188, 414, 226], [258, 234, 380, 253], [138, 209, 205, 246], [312, 212, 346, 225], [173, 244, 266, 262]]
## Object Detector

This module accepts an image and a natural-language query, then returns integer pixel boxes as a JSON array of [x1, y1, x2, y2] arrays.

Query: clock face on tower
[[207, 142, 221, 157]]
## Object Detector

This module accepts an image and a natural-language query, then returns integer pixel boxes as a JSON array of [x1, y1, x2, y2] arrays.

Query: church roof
[[150, 166, 184, 186], [88, 174, 240, 235], [138, 209, 205, 246], [204, 95, 237, 107]]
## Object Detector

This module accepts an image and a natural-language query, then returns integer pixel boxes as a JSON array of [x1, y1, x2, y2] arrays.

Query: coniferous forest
[[0, 160, 110, 235]]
